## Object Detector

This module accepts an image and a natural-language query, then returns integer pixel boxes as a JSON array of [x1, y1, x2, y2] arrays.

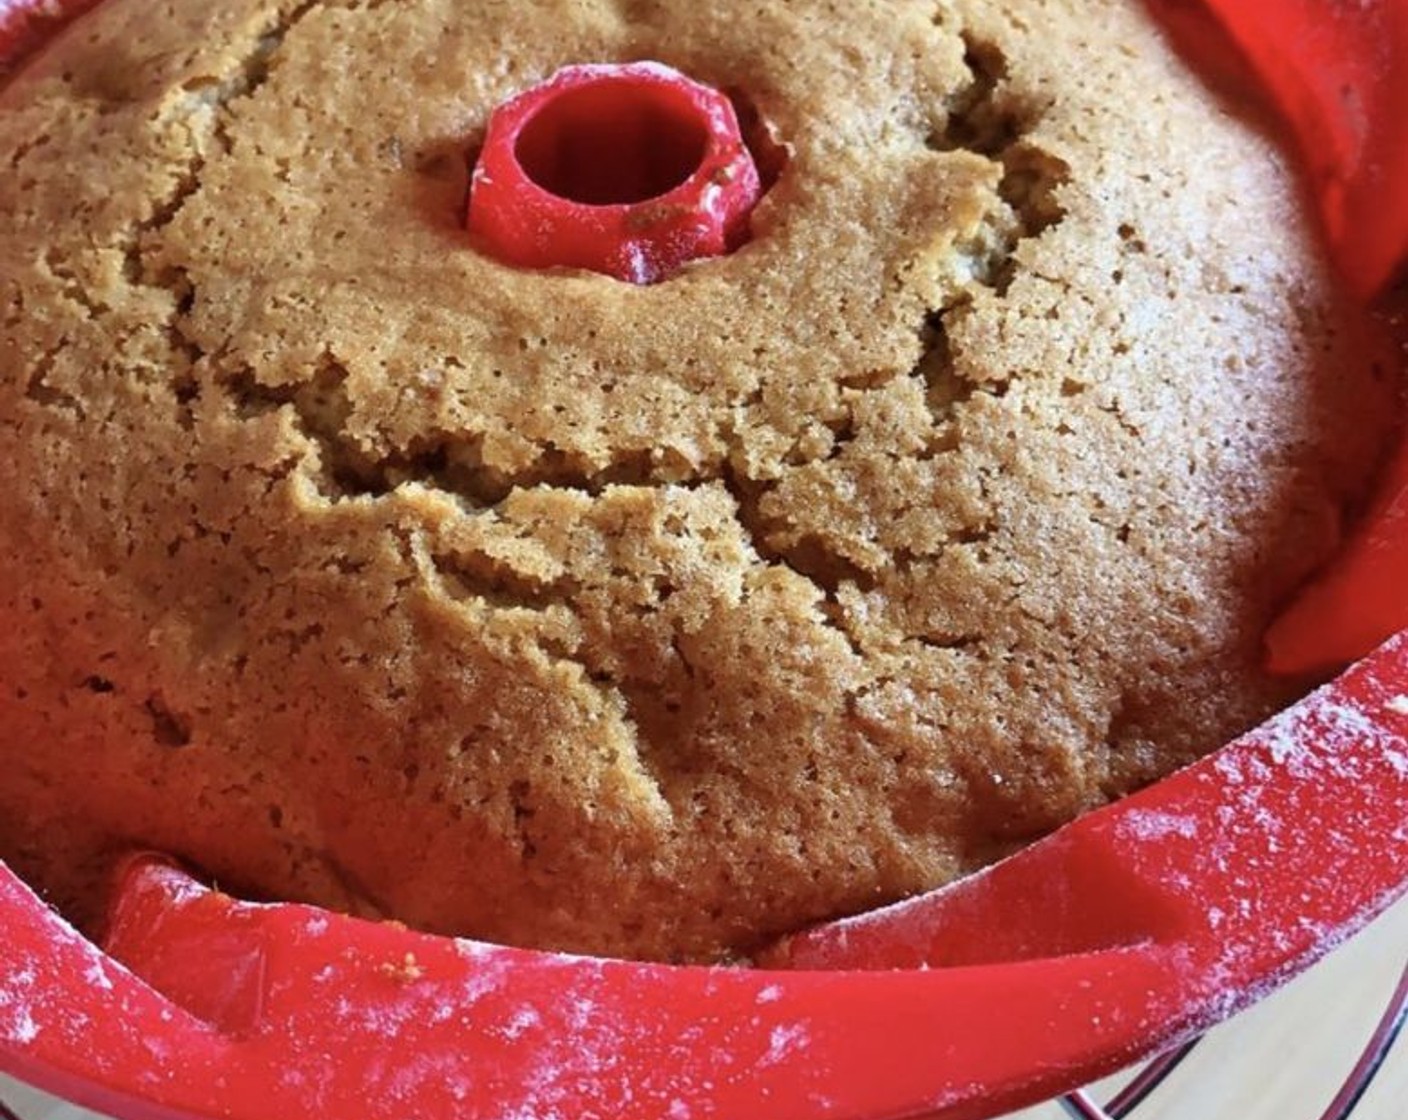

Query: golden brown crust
[[0, 0, 1398, 959]]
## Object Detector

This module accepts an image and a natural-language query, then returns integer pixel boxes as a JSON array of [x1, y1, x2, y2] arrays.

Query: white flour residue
[[451, 938, 500, 961], [457, 958, 511, 1006], [759, 1023, 809, 1066], [501, 1006, 541, 1040], [291, 949, 668, 1119], [1213, 751, 1247, 785], [141, 1032, 171, 1063], [326, 992, 419, 1040], [919, 1082, 985, 1114], [1117, 809, 1199, 842], [565, 996, 598, 1032], [83, 960, 114, 992], [0, 965, 39, 1044], [1381, 741, 1408, 778], [5, 1007, 38, 1044], [1248, 804, 1285, 854], [499, 1104, 565, 1120], [1206, 676, 1408, 828], [375, 1051, 477, 1110]]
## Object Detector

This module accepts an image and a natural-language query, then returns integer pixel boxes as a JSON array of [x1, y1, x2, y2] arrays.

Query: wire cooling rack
[[2, 894, 1405, 1120], [1057, 962, 1407, 1120], [1007, 892, 1408, 1120]]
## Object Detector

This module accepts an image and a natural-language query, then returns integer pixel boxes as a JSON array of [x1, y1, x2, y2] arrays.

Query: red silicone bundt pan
[[3, 2, 1407, 1119]]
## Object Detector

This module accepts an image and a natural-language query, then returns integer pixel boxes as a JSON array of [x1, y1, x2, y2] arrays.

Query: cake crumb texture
[[0, 0, 1399, 960]]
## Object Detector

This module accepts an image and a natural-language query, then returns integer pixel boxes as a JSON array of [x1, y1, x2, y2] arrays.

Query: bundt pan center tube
[[1, 0, 1408, 1118]]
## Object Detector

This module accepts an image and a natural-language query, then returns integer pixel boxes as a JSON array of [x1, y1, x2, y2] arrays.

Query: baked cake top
[[0, 0, 1397, 960]]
